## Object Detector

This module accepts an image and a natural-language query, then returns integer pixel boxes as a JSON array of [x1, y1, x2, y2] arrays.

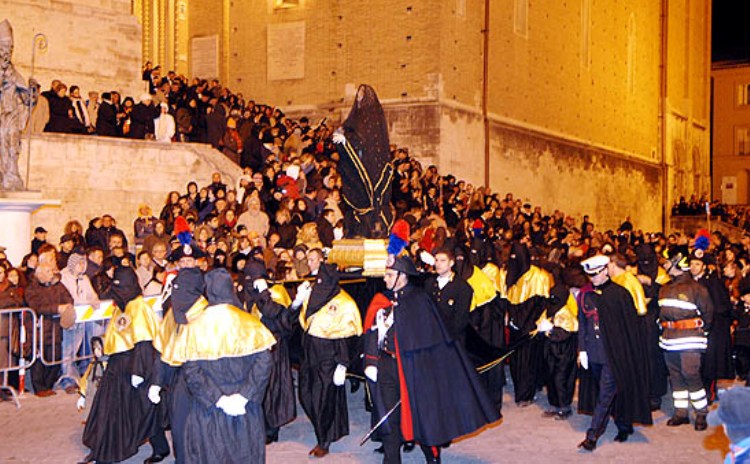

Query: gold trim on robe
[[497, 265, 553, 305], [155, 296, 209, 366], [250, 284, 292, 319], [612, 272, 648, 316], [299, 290, 363, 339], [467, 266, 498, 311], [655, 266, 671, 286], [103, 296, 161, 356], [553, 293, 579, 333]]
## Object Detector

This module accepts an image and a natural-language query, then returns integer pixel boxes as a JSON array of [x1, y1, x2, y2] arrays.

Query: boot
[[694, 414, 708, 431], [577, 438, 597, 451], [667, 415, 690, 426]]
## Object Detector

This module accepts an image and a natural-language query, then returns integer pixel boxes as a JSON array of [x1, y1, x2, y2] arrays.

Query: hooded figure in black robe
[[82, 266, 169, 463], [363, 255, 500, 463], [181, 268, 275, 464], [333, 84, 393, 238], [500, 242, 553, 405], [635, 243, 669, 410], [242, 258, 296, 443], [295, 263, 363, 457], [148, 267, 207, 464]]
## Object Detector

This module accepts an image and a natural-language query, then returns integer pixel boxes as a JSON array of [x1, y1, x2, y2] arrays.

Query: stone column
[[0, 192, 60, 266]]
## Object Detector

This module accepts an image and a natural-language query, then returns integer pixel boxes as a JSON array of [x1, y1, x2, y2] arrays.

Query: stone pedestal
[[0, 192, 60, 266]]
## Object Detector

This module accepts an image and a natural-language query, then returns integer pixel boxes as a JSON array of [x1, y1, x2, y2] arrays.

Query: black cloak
[[335, 85, 394, 238], [577, 280, 653, 426], [365, 284, 500, 445], [241, 258, 297, 431]]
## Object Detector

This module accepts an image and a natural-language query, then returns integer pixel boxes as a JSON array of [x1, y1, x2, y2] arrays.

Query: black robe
[[247, 290, 297, 430], [82, 342, 162, 462], [364, 285, 500, 446], [577, 280, 653, 426], [298, 333, 352, 445], [696, 272, 736, 381], [182, 352, 272, 464]]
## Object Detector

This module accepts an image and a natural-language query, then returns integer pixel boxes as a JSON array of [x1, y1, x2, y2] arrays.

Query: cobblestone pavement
[[0, 378, 737, 464]]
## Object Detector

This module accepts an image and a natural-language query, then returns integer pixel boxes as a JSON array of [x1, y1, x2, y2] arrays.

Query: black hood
[[109, 266, 142, 310], [306, 263, 341, 318], [635, 243, 658, 281], [205, 268, 241, 307], [506, 241, 531, 290], [171, 268, 205, 324]]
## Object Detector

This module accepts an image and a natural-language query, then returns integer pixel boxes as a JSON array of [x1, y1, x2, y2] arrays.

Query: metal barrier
[[0, 308, 38, 409], [37, 301, 120, 392]]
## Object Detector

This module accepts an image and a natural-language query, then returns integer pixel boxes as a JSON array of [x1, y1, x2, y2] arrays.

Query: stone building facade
[[712, 62, 750, 206], [2, 0, 142, 97]]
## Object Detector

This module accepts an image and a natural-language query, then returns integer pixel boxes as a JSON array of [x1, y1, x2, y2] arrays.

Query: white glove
[[131, 375, 144, 388], [537, 318, 554, 334], [333, 227, 344, 241], [578, 351, 589, 370], [364, 365, 378, 383], [148, 385, 162, 404], [333, 364, 347, 386], [76, 396, 86, 411], [332, 131, 346, 145], [292, 281, 312, 308], [419, 250, 436, 266], [253, 279, 268, 293], [216, 394, 248, 416]]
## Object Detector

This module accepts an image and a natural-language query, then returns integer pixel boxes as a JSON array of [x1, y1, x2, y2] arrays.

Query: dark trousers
[[30, 343, 61, 392], [150, 429, 170, 456], [735, 345, 750, 382], [379, 355, 403, 464], [665, 351, 707, 416], [587, 362, 631, 440], [543, 336, 576, 410]]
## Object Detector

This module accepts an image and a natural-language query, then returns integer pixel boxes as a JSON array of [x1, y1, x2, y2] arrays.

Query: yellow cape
[[103, 296, 161, 356], [299, 290, 363, 339], [158, 297, 275, 366]]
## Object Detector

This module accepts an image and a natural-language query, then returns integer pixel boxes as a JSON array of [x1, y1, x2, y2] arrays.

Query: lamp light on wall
[[274, 0, 300, 9]]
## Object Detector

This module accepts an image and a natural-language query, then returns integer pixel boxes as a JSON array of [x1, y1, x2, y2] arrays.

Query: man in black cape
[[577, 255, 652, 451], [332, 84, 393, 238], [242, 257, 297, 444], [180, 268, 275, 463], [363, 255, 500, 463]]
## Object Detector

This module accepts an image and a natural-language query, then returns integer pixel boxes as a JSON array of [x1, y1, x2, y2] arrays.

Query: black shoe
[[578, 438, 597, 451], [265, 434, 279, 444], [555, 409, 573, 420], [542, 408, 558, 418], [403, 441, 415, 452], [516, 400, 534, 408], [373, 445, 384, 454], [667, 416, 690, 427], [143, 453, 169, 464], [613, 431, 630, 442], [694, 414, 708, 431]]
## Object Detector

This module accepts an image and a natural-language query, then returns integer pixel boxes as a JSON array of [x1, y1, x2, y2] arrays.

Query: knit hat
[[707, 387, 750, 443]]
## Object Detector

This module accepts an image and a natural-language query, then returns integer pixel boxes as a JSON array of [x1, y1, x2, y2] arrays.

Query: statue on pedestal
[[332, 85, 394, 238], [0, 19, 38, 191]]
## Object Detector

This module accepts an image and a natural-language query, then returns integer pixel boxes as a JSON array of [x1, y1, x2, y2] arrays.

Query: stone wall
[[3, 0, 142, 98], [17, 134, 240, 246]]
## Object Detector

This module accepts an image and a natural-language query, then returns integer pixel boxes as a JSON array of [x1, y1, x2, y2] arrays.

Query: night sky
[[713, 1, 750, 62]]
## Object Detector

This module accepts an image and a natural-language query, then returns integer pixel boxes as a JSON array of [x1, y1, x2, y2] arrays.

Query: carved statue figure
[[0, 19, 37, 191]]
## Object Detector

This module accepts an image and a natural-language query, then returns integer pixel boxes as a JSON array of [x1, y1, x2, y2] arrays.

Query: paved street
[[0, 376, 737, 464]]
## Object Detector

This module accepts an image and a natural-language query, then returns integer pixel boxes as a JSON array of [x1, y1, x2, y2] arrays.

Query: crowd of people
[[2, 63, 750, 463]]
